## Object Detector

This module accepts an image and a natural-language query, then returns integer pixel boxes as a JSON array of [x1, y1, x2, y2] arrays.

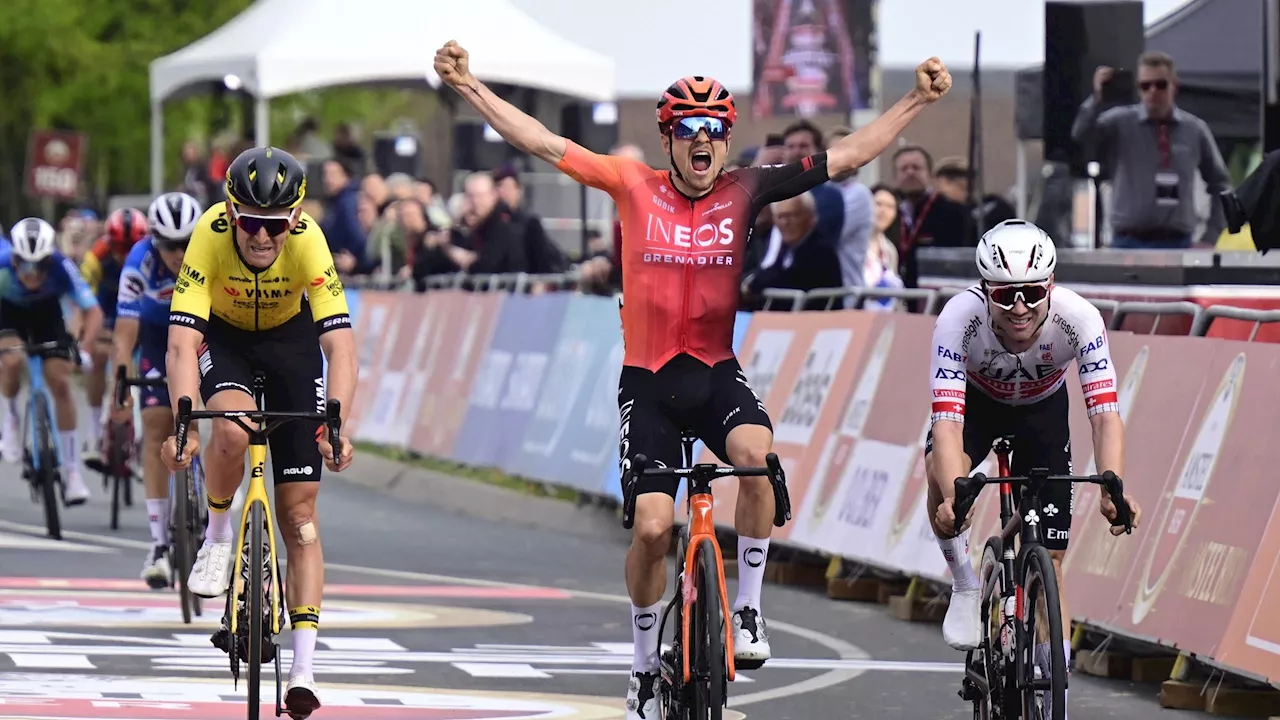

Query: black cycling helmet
[[225, 146, 307, 210]]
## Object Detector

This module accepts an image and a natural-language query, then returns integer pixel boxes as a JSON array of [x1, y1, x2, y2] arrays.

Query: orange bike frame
[[680, 491, 737, 683]]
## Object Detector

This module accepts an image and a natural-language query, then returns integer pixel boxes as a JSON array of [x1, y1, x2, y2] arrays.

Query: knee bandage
[[296, 521, 317, 545]]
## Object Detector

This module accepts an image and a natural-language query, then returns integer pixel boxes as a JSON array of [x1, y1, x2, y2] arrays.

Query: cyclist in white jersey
[[925, 220, 1143, 718]]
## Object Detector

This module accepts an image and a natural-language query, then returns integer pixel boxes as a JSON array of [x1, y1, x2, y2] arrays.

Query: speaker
[[1043, 0, 1144, 177]]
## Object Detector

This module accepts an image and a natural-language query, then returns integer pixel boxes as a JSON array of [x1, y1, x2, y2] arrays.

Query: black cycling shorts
[[926, 382, 1074, 551], [618, 354, 772, 498], [197, 312, 325, 485], [0, 298, 78, 362]]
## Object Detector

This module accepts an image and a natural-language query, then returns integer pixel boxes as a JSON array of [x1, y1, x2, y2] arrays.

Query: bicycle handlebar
[[953, 468, 1134, 535], [173, 396, 343, 469], [621, 452, 792, 531], [113, 365, 167, 408]]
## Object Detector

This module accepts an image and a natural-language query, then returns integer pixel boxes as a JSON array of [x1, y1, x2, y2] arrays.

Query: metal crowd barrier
[[1191, 306, 1280, 340], [760, 287, 940, 314], [1107, 300, 1204, 335]]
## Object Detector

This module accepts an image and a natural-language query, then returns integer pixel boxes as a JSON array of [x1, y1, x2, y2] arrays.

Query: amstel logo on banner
[[24, 130, 85, 200], [1063, 344, 1150, 577], [796, 323, 894, 539], [1131, 352, 1246, 625]]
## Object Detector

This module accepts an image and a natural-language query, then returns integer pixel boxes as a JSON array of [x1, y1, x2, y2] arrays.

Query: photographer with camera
[[1071, 51, 1231, 249]]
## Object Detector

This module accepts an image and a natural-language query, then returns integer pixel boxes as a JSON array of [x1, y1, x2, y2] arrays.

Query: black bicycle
[[173, 371, 341, 720], [622, 435, 791, 720], [953, 436, 1134, 720], [112, 366, 207, 621]]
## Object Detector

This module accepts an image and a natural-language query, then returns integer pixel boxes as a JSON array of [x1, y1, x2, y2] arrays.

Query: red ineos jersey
[[929, 285, 1120, 423], [556, 141, 829, 371]]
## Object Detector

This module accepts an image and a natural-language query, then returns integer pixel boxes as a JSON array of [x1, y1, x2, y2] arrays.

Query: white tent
[[148, 0, 616, 193]]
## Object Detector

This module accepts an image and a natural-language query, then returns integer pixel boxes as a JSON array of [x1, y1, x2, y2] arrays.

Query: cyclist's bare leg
[[924, 449, 978, 579], [0, 335, 23, 455], [85, 333, 111, 449], [202, 390, 256, 541], [725, 424, 775, 611], [277, 481, 323, 680], [625, 493, 675, 673], [141, 407, 174, 539]]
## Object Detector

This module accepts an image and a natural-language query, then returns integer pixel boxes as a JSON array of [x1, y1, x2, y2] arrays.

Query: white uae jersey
[[928, 285, 1120, 424]]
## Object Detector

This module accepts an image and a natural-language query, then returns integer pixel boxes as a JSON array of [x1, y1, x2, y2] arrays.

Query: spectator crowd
[[55, 50, 1223, 314]]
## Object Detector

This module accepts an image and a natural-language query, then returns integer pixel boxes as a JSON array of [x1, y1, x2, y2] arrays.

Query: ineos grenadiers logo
[[644, 214, 736, 247]]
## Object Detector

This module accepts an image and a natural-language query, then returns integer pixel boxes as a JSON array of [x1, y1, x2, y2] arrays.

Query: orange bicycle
[[622, 434, 791, 720]]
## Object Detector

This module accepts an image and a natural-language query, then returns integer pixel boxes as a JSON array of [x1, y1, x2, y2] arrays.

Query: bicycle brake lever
[[765, 453, 791, 527], [175, 397, 193, 464], [952, 474, 984, 531], [1100, 471, 1133, 534], [621, 454, 648, 530], [114, 365, 128, 408], [325, 399, 342, 467]]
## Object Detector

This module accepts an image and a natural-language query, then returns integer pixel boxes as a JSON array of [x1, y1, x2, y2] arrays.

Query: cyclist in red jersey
[[435, 40, 951, 719]]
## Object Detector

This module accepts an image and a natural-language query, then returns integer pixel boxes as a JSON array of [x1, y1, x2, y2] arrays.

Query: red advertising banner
[[347, 292, 401, 438], [751, 0, 876, 118], [25, 130, 86, 200]]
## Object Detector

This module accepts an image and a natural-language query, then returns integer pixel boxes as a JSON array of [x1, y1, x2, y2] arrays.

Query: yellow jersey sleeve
[[80, 251, 102, 293], [168, 207, 221, 334], [293, 221, 352, 335]]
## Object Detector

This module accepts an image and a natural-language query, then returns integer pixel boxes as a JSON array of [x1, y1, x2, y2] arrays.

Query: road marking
[[0, 531, 114, 554], [453, 662, 551, 678], [319, 637, 407, 652], [152, 656, 414, 675], [0, 577, 572, 599], [8, 653, 95, 668]]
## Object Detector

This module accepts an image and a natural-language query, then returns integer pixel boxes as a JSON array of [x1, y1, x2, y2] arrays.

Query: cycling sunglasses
[[986, 282, 1051, 310], [672, 116, 728, 141], [156, 237, 191, 252], [14, 257, 54, 275], [232, 208, 292, 237]]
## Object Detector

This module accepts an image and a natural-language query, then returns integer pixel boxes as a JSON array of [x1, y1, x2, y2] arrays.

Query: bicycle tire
[[1021, 544, 1066, 720], [173, 469, 195, 624], [972, 536, 1017, 720], [33, 398, 61, 540], [108, 424, 125, 531], [691, 538, 725, 720], [247, 501, 265, 720], [189, 458, 206, 618]]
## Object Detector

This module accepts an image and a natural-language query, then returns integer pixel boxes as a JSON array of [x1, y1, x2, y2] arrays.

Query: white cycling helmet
[[8, 217, 57, 263], [148, 192, 203, 241], [975, 219, 1057, 284]]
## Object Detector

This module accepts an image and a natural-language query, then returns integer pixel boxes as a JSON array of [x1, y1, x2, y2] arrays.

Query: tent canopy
[[1016, 0, 1261, 142], [149, 0, 616, 103]]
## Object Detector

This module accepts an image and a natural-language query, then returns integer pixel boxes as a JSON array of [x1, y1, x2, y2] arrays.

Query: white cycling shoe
[[141, 545, 172, 590], [188, 539, 233, 598], [732, 607, 772, 667], [944, 588, 982, 650], [285, 674, 322, 720], [625, 670, 660, 720], [1, 422, 20, 464], [62, 468, 90, 506]]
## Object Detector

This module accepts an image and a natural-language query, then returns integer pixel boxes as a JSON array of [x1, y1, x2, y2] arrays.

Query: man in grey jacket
[[1072, 51, 1231, 249]]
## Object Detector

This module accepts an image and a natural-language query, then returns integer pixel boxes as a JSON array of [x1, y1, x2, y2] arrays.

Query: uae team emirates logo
[[804, 324, 894, 531], [1131, 352, 1246, 625], [1063, 345, 1150, 576]]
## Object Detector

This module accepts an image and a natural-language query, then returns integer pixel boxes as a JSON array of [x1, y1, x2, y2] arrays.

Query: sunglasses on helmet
[[672, 116, 728, 141], [986, 281, 1051, 310], [231, 206, 292, 237]]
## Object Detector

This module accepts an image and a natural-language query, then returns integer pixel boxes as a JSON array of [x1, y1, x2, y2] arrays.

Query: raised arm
[[434, 40, 567, 167], [827, 57, 952, 178]]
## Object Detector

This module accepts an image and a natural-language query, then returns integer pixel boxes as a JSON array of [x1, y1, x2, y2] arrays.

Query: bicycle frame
[[229, 438, 283, 637], [25, 353, 56, 472], [680, 448, 738, 684]]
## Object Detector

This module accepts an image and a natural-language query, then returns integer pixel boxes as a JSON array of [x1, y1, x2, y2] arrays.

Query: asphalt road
[[0, 435, 1204, 718]]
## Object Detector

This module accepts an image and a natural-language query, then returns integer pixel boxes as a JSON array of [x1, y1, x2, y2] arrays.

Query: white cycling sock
[[87, 407, 102, 447], [205, 494, 234, 543], [0, 395, 16, 425], [288, 605, 320, 678], [939, 529, 979, 592], [734, 536, 770, 613], [59, 430, 79, 469], [146, 498, 171, 546], [630, 601, 662, 673]]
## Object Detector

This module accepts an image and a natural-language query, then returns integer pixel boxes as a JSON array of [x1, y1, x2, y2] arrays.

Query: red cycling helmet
[[655, 77, 737, 133], [104, 208, 148, 254]]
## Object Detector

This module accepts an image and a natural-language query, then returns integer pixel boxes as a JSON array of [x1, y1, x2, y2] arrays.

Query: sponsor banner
[[506, 295, 622, 490], [604, 311, 755, 502], [25, 129, 86, 200], [347, 291, 405, 439], [411, 292, 504, 457], [365, 293, 439, 449], [452, 293, 572, 469], [698, 311, 875, 542], [550, 297, 627, 490]]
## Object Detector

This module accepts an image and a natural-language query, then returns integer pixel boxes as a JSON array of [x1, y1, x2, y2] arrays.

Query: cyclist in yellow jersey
[[161, 146, 356, 720]]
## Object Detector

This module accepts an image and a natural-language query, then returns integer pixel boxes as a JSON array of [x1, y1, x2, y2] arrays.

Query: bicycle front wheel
[[247, 501, 265, 720], [33, 398, 60, 540], [690, 538, 725, 720], [1020, 544, 1066, 720], [172, 469, 195, 624]]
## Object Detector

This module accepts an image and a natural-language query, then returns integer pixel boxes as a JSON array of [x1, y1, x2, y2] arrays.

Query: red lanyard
[[1156, 123, 1171, 168], [900, 191, 938, 252]]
